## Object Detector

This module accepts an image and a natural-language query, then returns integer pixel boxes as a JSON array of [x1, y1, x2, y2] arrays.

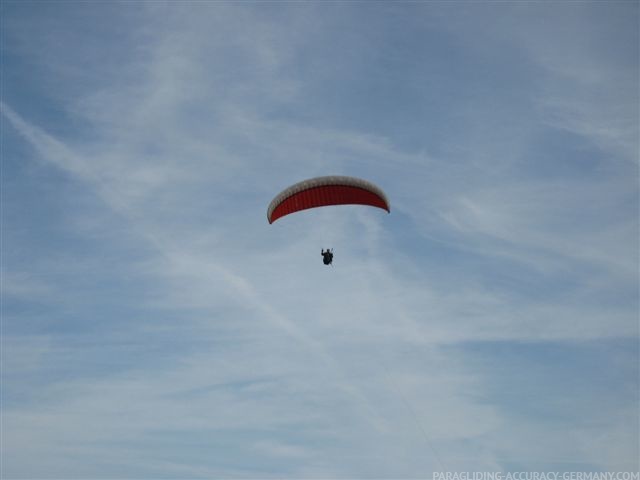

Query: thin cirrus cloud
[[1, 1, 638, 478]]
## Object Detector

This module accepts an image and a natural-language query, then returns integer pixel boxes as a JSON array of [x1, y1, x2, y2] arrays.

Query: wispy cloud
[[2, 2, 637, 477]]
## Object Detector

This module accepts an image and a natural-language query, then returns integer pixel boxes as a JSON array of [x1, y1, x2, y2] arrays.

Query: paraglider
[[267, 175, 390, 224], [267, 176, 390, 265]]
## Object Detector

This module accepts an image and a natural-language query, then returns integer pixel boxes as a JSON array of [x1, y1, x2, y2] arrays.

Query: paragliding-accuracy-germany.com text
[[433, 472, 640, 480]]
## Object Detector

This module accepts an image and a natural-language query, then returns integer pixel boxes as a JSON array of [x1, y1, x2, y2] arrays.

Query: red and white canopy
[[267, 175, 390, 224]]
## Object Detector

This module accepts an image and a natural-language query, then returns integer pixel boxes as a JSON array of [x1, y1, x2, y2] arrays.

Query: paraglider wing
[[267, 176, 390, 224]]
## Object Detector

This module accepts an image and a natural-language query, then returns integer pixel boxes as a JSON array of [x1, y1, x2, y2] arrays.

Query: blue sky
[[1, 1, 638, 478]]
